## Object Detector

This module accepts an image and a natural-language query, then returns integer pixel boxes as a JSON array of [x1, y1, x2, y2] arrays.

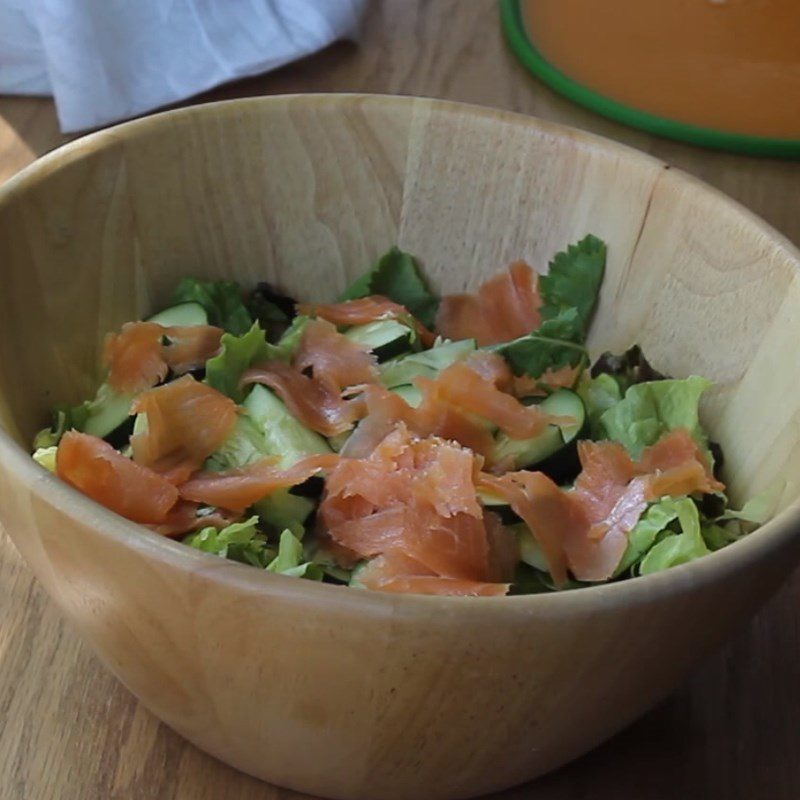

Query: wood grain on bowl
[[1, 95, 800, 800]]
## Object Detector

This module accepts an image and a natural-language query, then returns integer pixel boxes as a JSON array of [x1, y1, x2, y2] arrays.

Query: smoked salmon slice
[[104, 322, 168, 395], [241, 360, 365, 437], [357, 552, 510, 597], [511, 364, 582, 399], [436, 261, 542, 346], [105, 321, 223, 394], [56, 431, 178, 523], [150, 501, 243, 538], [481, 427, 726, 584], [298, 296, 436, 347], [319, 425, 511, 594], [179, 453, 340, 512], [131, 375, 238, 483], [162, 326, 224, 375], [294, 318, 378, 393], [418, 358, 556, 440], [479, 471, 573, 586], [639, 428, 724, 497], [341, 354, 561, 462]]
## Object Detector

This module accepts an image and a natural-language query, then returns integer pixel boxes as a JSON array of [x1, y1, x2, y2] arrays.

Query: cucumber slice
[[205, 415, 267, 472], [82, 386, 134, 439], [349, 561, 369, 589], [380, 338, 476, 388], [344, 320, 414, 361], [147, 302, 208, 327], [327, 431, 351, 452], [391, 384, 423, 408], [492, 389, 585, 469], [477, 488, 522, 525], [510, 522, 550, 572], [253, 489, 315, 530], [244, 384, 331, 468], [41, 302, 210, 447]]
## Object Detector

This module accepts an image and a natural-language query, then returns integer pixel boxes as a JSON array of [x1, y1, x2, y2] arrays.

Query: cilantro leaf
[[487, 308, 588, 377], [539, 234, 606, 341], [340, 247, 440, 328]]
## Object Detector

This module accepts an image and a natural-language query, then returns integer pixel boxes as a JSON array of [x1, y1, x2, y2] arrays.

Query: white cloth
[[0, 0, 365, 132]]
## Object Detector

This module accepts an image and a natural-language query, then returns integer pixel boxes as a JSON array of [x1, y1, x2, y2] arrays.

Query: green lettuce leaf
[[267, 529, 324, 580], [720, 482, 783, 525], [614, 499, 681, 576], [639, 498, 709, 574], [184, 516, 273, 568], [487, 308, 588, 378], [172, 278, 253, 335], [339, 247, 439, 328], [539, 234, 606, 341], [702, 522, 742, 551], [275, 315, 311, 354], [577, 372, 622, 439], [599, 376, 712, 459], [590, 345, 667, 394], [34, 406, 85, 448], [32, 445, 58, 472], [245, 282, 294, 338], [701, 482, 783, 550], [205, 323, 285, 402]]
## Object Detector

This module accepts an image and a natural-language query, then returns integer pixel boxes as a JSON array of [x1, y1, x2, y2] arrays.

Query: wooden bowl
[[1, 95, 799, 800]]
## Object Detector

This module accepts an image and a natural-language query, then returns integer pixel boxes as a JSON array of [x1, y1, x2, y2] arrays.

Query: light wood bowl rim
[[2, 93, 799, 615]]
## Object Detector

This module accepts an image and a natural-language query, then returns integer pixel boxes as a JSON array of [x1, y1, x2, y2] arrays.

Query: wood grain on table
[[1, 2, 798, 798]]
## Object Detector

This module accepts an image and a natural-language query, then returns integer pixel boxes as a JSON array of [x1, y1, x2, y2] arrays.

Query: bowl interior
[[1, 95, 799, 513]]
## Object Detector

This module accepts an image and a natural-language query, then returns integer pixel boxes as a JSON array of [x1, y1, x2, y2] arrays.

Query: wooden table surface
[[1, 3, 799, 798]]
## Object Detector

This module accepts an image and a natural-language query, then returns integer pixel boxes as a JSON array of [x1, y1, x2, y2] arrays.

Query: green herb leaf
[[172, 278, 253, 335], [339, 247, 440, 328], [539, 234, 606, 341], [487, 308, 588, 378]]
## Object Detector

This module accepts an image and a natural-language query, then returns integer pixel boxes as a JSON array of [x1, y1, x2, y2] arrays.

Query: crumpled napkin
[[0, 0, 365, 132]]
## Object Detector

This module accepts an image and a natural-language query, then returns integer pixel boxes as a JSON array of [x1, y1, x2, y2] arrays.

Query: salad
[[32, 237, 775, 596]]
